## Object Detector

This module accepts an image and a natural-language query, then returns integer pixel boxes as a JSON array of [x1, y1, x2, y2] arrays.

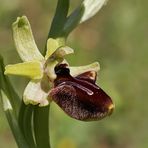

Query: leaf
[[63, 0, 108, 35], [5, 61, 43, 80], [49, 0, 70, 38], [0, 55, 20, 115], [0, 90, 29, 148], [18, 103, 36, 148], [12, 16, 44, 62], [80, 0, 108, 23]]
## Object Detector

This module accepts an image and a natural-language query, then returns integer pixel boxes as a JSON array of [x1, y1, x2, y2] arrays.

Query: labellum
[[50, 64, 114, 121]]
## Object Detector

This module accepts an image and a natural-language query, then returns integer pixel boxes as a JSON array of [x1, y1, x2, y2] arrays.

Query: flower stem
[[33, 106, 50, 148], [48, 0, 69, 39], [18, 102, 36, 148], [43, 0, 69, 55], [34, 1, 69, 148]]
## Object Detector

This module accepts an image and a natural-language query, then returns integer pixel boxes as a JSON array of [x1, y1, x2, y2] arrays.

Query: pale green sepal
[[12, 16, 44, 62], [54, 46, 74, 58], [5, 61, 43, 79], [80, 0, 108, 23], [70, 62, 100, 77], [23, 80, 50, 107], [45, 38, 59, 60]]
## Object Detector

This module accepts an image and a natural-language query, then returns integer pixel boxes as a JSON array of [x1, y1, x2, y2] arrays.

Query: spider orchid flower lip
[[50, 64, 114, 121]]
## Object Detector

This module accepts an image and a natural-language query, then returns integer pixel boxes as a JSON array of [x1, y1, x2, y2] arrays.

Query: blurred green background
[[0, 0, 148, 148]]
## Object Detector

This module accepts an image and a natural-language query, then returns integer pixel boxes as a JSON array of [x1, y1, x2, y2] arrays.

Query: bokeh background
[[0, 0, 148, 148]]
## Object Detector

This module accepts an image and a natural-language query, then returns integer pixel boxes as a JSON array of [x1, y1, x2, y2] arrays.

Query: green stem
[[34, 1, 69, 148], [43, 0, 69, 55], [33, 106, 50, 148], [18, 102, 36, 148], [48, 0, 69, 39]]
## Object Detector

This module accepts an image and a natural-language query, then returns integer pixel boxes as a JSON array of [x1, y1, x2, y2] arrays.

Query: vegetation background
[[0, 0, 147, 148]]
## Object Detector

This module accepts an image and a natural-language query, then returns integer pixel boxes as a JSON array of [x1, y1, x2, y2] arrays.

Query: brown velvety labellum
[[50, 64, 114, 121]]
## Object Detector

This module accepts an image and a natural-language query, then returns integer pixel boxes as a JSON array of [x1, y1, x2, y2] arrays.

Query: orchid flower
[[0, 1, 116, 147], [4, 16, 114, 121]]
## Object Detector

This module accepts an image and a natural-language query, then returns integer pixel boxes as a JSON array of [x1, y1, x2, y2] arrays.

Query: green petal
[[70, 62, 100, 77], [45, 38, 59, 60], [45, 38, 74, 60], [54, 46, 74, 58], [45, 46, 74, 81], [5, 61, 43, 79], [23, 79, 51, 107], [12, 16, 44, 62]]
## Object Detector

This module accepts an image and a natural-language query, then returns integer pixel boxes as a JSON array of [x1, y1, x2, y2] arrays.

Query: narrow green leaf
[[1, 90, 13, 111], [70, 62, 100, 77], [12, 16, 44, 62], [5, 61, 43, 80], [80, 0, 108, 23], [18, 102, 36, 148], [0, 90, 29, 148], [0, 55, 20, 115], [22, 104, 36, 148], [62, 6, 85, 36], [63, 0, 108, 36]]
